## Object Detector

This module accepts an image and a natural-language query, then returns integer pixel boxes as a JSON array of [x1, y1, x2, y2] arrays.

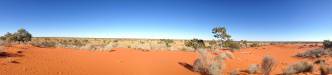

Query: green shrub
[[185, 39, 205, 50], [2, 32, 16, 42], [212, 26, 231, 43], [224, 40, 240, 50], [250, 43, 260, 47], [323, 40, 332, 49], [1, 28, 32, 42], [160, 39, 174, 48], [15, 28, 32, 42]]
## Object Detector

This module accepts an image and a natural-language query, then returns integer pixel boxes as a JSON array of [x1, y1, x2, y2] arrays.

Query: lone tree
[[185, 38, 205, 50], [212, 26, 231, 48], [14, 28, 32, 42]]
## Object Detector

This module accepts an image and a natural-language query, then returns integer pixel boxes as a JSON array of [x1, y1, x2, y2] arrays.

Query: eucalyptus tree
[[212, 26, 231, 48]]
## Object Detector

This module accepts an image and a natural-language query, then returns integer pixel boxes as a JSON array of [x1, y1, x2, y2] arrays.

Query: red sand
[[0, 44, 326, 75]]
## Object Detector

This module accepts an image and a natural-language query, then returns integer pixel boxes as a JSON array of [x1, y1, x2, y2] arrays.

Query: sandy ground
[[0, 44, 328, 75]]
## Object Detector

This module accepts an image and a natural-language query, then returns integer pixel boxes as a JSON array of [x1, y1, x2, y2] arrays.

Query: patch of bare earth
[[0, 44, 326, 75]]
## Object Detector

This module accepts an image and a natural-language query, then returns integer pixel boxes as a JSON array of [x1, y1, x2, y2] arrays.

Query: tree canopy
[[0, 28, 32, 42]]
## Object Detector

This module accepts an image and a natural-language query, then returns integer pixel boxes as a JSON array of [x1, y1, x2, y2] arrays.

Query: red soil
[[0, 44, 327, 75]]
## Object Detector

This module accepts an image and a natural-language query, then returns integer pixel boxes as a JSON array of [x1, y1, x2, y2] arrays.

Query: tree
[[13, 28, 32, 42], [323, 40, 332, 49], [0, 28, 32, 42], [241, 40, 248, 48], [185, 39, 205, 50], [212, 26, 231, 48]]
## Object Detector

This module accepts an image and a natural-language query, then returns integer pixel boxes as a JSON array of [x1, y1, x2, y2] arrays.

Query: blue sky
[[0, 0, 331, 41]]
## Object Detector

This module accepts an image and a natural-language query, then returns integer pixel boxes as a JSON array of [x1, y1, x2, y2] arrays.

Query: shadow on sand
[[178, 62, 194, 72], [178, 62, 211, 75]]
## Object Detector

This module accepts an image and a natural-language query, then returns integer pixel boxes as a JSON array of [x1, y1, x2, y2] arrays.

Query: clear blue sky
[[0, 0, 331, 41]]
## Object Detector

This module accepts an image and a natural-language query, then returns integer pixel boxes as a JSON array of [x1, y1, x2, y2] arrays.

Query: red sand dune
[[0, 44, 327, 75]]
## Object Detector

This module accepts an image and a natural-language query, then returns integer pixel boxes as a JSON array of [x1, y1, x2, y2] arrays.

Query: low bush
[[295, 49, 332, 58], [261, 55, 275, 75], [314, 59, 325, 64], [283, 61, 313, 75], [197, 49, 208, 66], [248, 64, 260, 74], [103, 44, 114, 50], [230, 69, 240, 75], [208, 40, 218, 50], [80, 44, 97, 50], [192, 48, 230, 75], [134, 45, 151, 51], [224, 40, 240, 50], [320, 63, 332, 75], [31, 42, 56, 48], [160, 39, 174, 48], [323, 40, 332, 49], [214, 51, 234, 63], [250, 43, 260, 47], [193, 58, 207, 73], [208, 61, 222, 75], [181, 47, 195, 52], [185, 39, 205, 50]]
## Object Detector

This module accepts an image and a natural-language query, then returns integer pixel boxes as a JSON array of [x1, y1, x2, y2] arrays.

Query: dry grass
[[320, 63, 332, 75], [32, 38, 198, 51], [247, 64, 260, 74], [283, 61, 313, 75], [192, 48, 234, 75], [261, 55, 276, 75], [295, 48, 332, 58]]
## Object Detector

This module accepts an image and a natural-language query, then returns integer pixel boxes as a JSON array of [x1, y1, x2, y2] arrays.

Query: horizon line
[[33, 37, 324, 42]]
